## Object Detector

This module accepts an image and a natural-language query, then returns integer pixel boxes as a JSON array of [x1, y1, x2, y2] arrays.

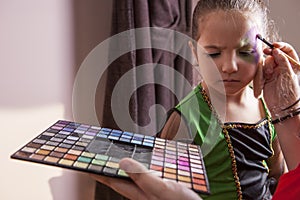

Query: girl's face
[[195, 10, 263, 96]]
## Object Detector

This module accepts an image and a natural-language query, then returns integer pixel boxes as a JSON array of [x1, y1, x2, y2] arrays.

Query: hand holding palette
[[11, 120, 210, 194]]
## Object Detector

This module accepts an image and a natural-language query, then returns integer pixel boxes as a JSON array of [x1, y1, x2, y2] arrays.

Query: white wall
[[0, 0, 112, 199], [0, 0, 299, 200], [269, 0, 300, 52]]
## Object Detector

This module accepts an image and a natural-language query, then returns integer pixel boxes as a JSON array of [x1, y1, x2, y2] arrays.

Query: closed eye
[[206, 52, 221, 58], [238, 50, 256, 57]]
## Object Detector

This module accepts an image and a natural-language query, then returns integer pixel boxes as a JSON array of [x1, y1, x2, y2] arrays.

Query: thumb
[[119, 158, 148, 174]]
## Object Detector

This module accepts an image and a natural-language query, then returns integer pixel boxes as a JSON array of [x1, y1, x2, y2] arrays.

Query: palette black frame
[[10, 120, 210, 195]]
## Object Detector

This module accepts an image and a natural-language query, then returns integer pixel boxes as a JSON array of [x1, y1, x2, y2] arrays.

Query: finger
[[263, 55, 276, 75], [90, 173, 147, 200], [263, 47, 272, 55], [273, 42, 299, 61], [120, 158, 171, 198], [253, 59, 264, 98], [272, 48, 294, 75], [120, 158, 203, 200]]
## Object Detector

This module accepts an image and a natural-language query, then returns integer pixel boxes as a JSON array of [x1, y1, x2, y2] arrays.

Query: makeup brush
[[256, 34, 300, 69]]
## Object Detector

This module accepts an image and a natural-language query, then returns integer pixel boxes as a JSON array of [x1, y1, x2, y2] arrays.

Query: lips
[[222, 79, 239, 82]]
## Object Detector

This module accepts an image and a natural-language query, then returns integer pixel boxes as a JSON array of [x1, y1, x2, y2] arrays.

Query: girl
[[159, 0, 290, 199]]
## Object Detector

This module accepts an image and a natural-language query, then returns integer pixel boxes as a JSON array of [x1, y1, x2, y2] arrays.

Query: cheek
[[239, 53, 260, 64], [240, 63, 258, 80]]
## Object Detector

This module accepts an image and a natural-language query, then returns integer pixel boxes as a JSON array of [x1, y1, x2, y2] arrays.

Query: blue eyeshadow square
[[97, 134, 108, 138], [119, 138, 131, 143], [108, 136, 119, 140], [131, 140, 142, 145], [142, 142, 154, 147], [101, 128, 112, 132], [112, 129, 122, 134], [123, 132, 133, 136]]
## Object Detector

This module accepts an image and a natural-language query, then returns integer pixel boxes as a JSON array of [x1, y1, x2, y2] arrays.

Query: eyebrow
[[238, 43, 255, 50], [203, 43, 255, 50], [202, 45, 225, 50]]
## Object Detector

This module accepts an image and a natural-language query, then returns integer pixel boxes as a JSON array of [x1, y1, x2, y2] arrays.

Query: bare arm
[[274, 115, 300, 170], [267, 137, 287, 181], [159, 111, 191, 141]]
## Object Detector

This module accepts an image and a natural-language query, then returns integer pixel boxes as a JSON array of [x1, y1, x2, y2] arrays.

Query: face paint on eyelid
[[241, 27, 261, 64]]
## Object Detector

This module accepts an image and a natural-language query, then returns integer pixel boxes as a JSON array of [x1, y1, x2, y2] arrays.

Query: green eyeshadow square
[[95, 154, 109, 161], [78, 156, 92, 163], [92, 159, 107, 166], [118, 169, 128, 177]]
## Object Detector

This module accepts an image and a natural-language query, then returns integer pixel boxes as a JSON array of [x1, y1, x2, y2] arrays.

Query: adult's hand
[[91, 158, 202, 200], [262, 42, 299, 117]]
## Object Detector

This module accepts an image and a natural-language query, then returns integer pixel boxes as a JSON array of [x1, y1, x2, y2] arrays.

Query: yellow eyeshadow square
[[59, 159, 74, 166], [106, 161, 119, 169], [163, 172, 176, 179], [74, 161, 89, 169], [178, 175, 191, 182], [82, 152, 95, 158], [164, 167, 176, 174]]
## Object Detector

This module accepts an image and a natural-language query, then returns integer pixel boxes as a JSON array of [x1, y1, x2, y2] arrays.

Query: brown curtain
[[99, 0, 194, 134], [95, 0, 194, 199]]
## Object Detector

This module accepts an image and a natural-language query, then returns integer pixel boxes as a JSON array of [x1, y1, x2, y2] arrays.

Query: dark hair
[[192, 0, 279, 42]]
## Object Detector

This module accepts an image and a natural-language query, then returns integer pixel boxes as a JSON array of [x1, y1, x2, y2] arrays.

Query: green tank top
[[175, 84, 276, 200]]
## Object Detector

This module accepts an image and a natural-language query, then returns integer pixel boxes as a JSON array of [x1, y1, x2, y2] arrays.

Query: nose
[[221, 54, 238, 74]]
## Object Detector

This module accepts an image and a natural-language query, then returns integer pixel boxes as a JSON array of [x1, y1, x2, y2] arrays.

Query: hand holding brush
[[254, 34, 300, 122]]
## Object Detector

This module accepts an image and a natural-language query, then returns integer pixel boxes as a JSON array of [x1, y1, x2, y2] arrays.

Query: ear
[[188, 40, 199, 64]]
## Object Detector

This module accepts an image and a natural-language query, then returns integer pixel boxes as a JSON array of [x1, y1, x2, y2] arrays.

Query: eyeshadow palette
[[11, 120, 210, 194]]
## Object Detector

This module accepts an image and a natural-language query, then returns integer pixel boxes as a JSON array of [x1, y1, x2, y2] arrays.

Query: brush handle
[[282, 52, 300, 69]]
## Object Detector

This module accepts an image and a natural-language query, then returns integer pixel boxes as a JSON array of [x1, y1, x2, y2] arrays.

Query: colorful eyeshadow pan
[[11, 120, 210, 194]]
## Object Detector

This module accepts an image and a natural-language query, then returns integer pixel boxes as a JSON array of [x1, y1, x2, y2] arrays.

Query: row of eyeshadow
[[11, 120, 210, 194]]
